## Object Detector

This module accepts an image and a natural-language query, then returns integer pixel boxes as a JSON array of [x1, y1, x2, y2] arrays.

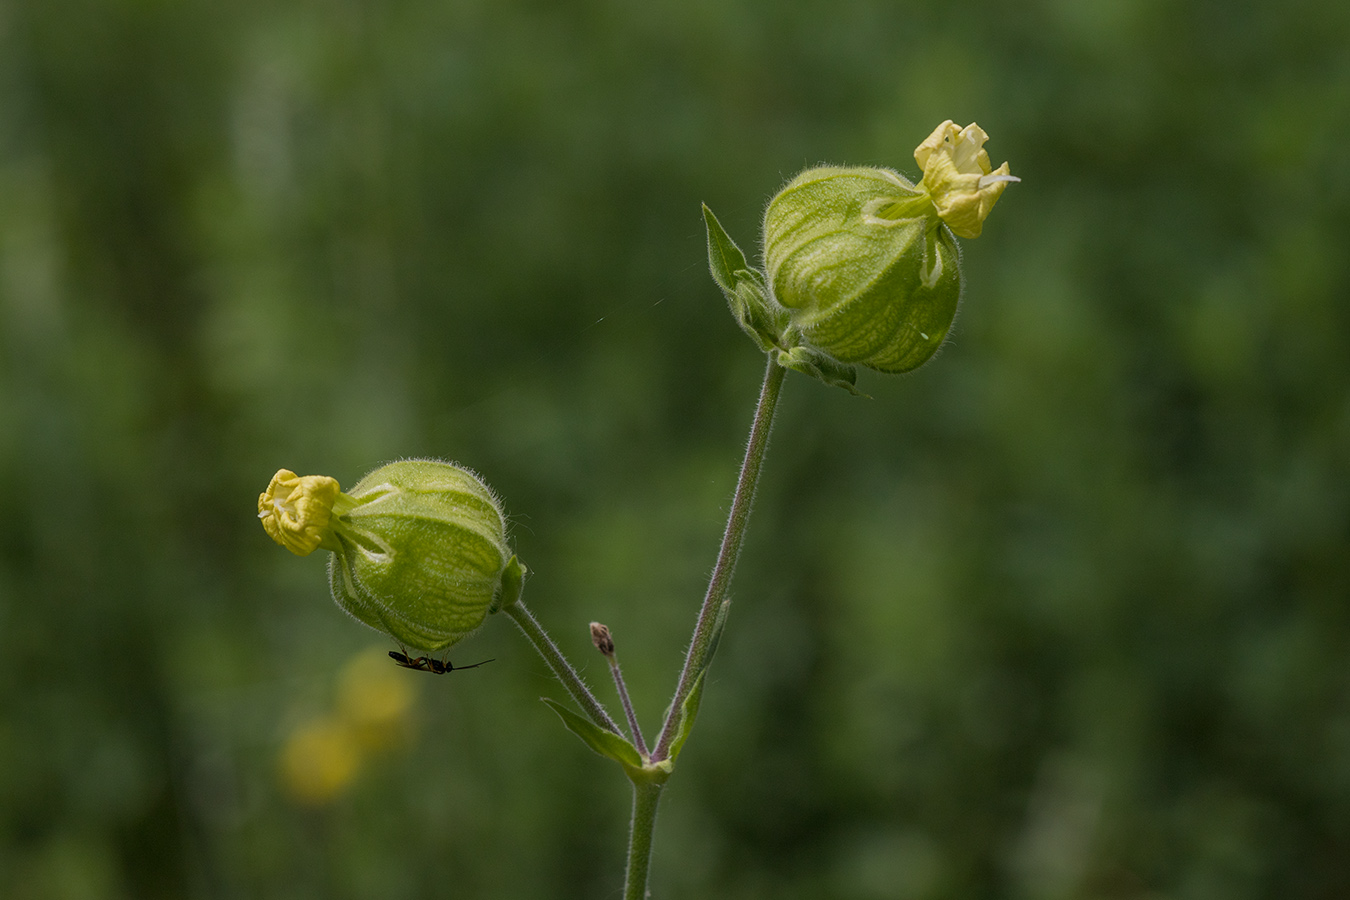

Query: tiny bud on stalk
[[590, 622, 615, 657]]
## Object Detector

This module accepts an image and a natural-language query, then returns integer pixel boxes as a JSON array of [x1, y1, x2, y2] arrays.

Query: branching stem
[[503, 599, 622, 735], [516, 354, 787, 900]]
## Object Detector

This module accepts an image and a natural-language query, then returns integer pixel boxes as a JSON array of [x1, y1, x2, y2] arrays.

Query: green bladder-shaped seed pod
[[763, 166, 962, 374], [259, 460, 524, 652], [762, 121, 1016, 375]]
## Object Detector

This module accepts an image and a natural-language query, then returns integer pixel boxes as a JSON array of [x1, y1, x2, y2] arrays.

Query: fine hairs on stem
[[592, 622, 649, 758], [653, 356, 784, 760], [503, 598, 622, 735]]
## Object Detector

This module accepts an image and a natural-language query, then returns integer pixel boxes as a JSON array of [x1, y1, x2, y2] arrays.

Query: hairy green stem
[[653, 355, 785, 760], [624, 781, 664, 900], [503, 599, 623, 735], [608, 657, 650, 758]]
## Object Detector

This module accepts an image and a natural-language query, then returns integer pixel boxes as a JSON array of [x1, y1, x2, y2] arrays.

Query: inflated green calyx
[[706, 120, 1016, 380], [763, 166, 961, 374], [260, 459, 524, 652]]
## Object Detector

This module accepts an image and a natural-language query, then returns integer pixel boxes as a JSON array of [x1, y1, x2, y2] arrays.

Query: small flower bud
[[590, 622, 615, 657], [260, 460, 524, 652], [761, 121, 1016, 375]]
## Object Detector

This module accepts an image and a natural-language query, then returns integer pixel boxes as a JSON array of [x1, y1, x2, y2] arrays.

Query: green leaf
[[733, 275, 787, 353], [702, 596, 732, 672], [667, 668, 706, 762], [703, 203, 751, 295], [775, 346, 867, 397], [663, 598, 730, 763], [703, 204, 788, 353], [541, 698, 643, 769]]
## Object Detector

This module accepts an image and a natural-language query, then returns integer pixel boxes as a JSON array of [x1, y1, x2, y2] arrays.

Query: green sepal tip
[[491, 555, 527, 615]]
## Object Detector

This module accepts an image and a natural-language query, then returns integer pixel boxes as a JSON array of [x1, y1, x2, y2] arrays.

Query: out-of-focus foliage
[[2, 0, 1349, 897]]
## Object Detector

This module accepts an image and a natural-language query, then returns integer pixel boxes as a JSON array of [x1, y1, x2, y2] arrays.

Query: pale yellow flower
[[278, 715, 363, 805], [914, 120, 1018, 238], [336, 648, 416, 751], [257, 469, 341, 557]]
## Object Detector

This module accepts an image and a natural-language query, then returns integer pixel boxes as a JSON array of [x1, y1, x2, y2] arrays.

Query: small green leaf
[[775, 346, 867, 397], [668, 669, 707, 762], [703, 204, 788, 353], [703, 203, 751, 295], [660, 598, 728, 763], [541, 698, 643, 769], [702, 597, 732, 672], [733, 276, 787, 353]]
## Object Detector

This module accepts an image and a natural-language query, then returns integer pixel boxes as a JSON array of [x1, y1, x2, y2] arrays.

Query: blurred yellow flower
[[278, 715, 363, 805], [914, 120, 1018, 239], [336, 648, 417, 751], [277, 647, 421, 805], [257, 469, 341, 556]]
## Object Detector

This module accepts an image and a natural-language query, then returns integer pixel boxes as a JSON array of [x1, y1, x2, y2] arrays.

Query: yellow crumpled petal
[[914, 120, 1018, 239], [258, 468, 341, 556]]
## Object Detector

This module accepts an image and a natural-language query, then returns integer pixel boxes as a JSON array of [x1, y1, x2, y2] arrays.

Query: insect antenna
[[446, 657, 495, 672]]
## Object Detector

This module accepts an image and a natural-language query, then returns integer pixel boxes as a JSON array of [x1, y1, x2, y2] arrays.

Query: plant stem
[[624, 781, 664, 900], [503, 599, 623, 735], [608, 657, 650, 758], [652, 355, 785, 760]]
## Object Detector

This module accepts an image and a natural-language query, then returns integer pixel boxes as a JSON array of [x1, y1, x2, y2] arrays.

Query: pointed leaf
[[668, 669, 707, 762], [701, 597, 732, 674], [703, 203, 752, 295], [734, 277, 788, 353], [704, 204, 789, 352], [541, 698, 643, 769]]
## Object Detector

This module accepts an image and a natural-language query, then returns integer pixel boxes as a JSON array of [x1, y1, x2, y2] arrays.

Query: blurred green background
[[3, 0, 1349, 897]]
